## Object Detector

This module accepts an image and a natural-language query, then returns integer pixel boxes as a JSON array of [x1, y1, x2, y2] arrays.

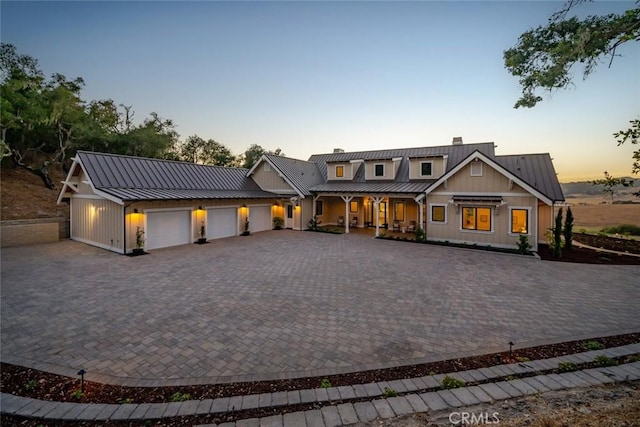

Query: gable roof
[[425, 150, 564, 205], [247, 154, 324, 197], [308, 142, 496, 194], [494, 154, 564, 203], [62, 151, 275, 204]]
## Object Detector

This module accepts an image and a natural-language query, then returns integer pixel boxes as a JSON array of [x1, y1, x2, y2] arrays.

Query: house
[[57, 139, 564, 254]]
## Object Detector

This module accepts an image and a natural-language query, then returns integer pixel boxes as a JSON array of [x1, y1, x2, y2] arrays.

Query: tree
[[504, 2, 640, 180], [179, 135, 236, 167], [504, 2, 640, 109], [563, 206, 574, 250], [554, 208, 563, 259], [590, 171, 634, 203], [240, 144, 284, 169]]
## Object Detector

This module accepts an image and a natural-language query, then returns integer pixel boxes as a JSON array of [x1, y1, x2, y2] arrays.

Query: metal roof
[[495, 154, 565, 202], [76, 151, 275, 202], [311, 181, 432, 194], [262, 154, 325, 196]]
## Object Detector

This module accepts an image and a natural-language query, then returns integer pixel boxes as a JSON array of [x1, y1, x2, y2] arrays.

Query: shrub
[[307, 217, 319, 231], [273, 216, 284, 230], [441, 376, 465, 389], [320, 378, 332, 388], [516, 235, 532, 254], [71, 390, 84, 400], [592, 355, 617, 367], [383, 387, 398, 397], [414, 226, 425, 243], [558, 361, 578, 372], [600, 224, 640, 236], [553, 208, 563, 259], [170, 392, 192, 402], [25, 379, 37, 392], [585, 340, 604, 351]]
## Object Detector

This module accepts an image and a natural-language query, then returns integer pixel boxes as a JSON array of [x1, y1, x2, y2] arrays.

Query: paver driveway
[[2, 231, 639, 385]]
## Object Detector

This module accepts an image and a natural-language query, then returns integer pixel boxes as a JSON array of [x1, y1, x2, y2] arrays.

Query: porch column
[[313, 195, 320, 218], [340, 195, 353, 233], [415, 194, 425, 230], [371, 196, 384, 237]]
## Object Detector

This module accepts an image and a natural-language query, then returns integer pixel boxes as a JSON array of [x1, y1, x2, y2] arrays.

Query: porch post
[[340, 195, 353, 233], [415, 194, 424, 230], [372, 196, 384, 237], [313, 195, 320, 218]]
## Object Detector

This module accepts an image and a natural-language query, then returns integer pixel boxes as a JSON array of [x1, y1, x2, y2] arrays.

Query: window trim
[[420, 161, 434, 177], [335, 165, 344, 178], [470, 161, 483, 177], [460, 206, 493, 233], [315, 200, 324, 216], [429, 204, 447, 224], [509, 207, 531, 236], [374, 163, 385, 177]]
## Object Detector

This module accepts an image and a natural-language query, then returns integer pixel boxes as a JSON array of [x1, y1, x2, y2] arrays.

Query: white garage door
[[207, 207, 237, 239], [146, 210, 191, 250], [250, 205, 272, 233]]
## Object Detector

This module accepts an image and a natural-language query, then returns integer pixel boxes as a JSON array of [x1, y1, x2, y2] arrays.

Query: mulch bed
[[1, 333, 638, 405], [537, 232, 640, 265], [573, 232, 640, 255]]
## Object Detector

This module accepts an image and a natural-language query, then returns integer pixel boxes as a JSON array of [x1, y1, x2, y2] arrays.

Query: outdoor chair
[[407, 220, 416, 233], [350, 217, 357, 228], [392, 221, 400, 232], [337, 216, 345, 226]]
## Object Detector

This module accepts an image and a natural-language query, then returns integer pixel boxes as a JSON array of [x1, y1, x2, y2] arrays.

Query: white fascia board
[[349, 159, 364, 164], [424, 150, 553, 205], [245, 155, 267, 176], [392, 157, 402, 162], [56, 157, 81, 205]]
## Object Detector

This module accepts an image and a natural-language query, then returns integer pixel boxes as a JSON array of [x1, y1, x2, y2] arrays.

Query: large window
[[335, 165, 344, 178], [420, 161, 433, 177], [374, 163, 384, 177], [394, 202, 405, 221], [511, 208, 529, 234], [462, 207, 491, 231], [431, 205, 446, 223], [316, 200, 324, 216]]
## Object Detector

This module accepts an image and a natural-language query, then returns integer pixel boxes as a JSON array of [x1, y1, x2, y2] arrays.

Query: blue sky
[[2, 1, 638, 181]]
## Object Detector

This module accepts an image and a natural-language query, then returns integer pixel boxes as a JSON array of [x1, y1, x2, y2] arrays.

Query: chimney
[[333, 148, 345, 153], [452, 137, 463, 145]]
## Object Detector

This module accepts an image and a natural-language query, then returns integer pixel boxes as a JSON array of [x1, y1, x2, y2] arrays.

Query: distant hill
[[561, 178, 635, 197]]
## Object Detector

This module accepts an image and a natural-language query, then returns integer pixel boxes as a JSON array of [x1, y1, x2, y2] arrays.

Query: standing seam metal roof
[[495, 153, 564, 202], [261, 154, 325, 196]]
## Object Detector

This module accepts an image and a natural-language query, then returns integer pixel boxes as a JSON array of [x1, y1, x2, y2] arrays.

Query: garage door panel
[[207, 207, 237, 239], [251, 206, 271, 233], [146, 210, 191, 250]]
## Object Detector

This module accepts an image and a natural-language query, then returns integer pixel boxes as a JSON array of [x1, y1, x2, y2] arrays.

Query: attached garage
[[207, 207, 238, 240], [146, 209, 191, 250], [250, 205, 272, 233]]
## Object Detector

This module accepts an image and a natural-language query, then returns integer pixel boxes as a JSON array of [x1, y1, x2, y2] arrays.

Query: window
[[374, 163, 384, 177], [420, 161, 433, 177], [335, 165, 344, 178], [431, 205, 446, 223], [511, 208, 529, 234], [264, 163, 271, 172], [350, 201, 358, 213], [470, 161, 483, 176], [316, 200, 323, 216], [287, 204, 293, 219], [393, 202, 405, 221], [462, 207, 491, 231]]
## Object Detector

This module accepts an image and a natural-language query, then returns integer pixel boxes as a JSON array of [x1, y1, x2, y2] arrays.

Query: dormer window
[[470, 161, 483, 177], [374, 164, 384, 177], [420, 161, 433, 177], [336, 165, 344, 178]]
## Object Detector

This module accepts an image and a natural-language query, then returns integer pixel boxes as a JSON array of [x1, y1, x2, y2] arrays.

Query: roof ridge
[[263, 153, 317, 164], [309, 142, 495, 157], [77, 150, 250, 171]]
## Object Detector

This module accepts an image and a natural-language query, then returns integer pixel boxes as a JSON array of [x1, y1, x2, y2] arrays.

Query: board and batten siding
[[71, 197, 124, 252], [408, 157, 446, 180], [251, 164, 297, 193]]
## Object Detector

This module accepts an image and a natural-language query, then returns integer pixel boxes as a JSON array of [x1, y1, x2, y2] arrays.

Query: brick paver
[[1, 232, 638, 384]]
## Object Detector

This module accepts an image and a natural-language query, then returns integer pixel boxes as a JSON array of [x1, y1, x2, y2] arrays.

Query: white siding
[[70, 197, 124, 253]]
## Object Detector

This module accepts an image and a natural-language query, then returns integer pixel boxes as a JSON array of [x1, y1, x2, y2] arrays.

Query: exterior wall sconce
[[133, 208, 139, 213], [198, 205, 203, 210]]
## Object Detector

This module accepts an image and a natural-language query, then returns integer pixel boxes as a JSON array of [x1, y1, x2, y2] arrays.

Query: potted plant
[[241, 217, 250, 236], [273, 216, 284, 230], [133, 226, 145, 255], [196, 221, 207, 244]]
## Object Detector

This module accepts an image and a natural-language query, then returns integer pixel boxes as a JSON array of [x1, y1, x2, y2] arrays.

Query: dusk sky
[[2, 1, 638, 181]]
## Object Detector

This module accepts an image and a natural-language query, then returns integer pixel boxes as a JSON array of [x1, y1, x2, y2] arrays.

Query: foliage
[[382, 387, 398, 397], [414, 226, 425, 243], [71, 389, 84, 400], [600, 224, 640, 236], [117, 398, 134, 404], [504, 3, 640, 109], [273, 216, 284, 230], [178, 135, 236, 167], [308, 217, 319, 231], [563, 206, 574, 250], [553, 208, 563, 259], [592, 355, 617, 367], [320, 378, 332, 388], [441, 376, 465, 389], [240, 144, 284, 169], [590, 172, 634, 203], [135, 227, 145, 249], [558, 361, 579, 372], [200, 221, 206, 239], [170, 391, 192, 402], [615, 118, 640, 186], [585, 340, 605, 351], [25, 379, 37, 392], [516, 234, 532, 255]]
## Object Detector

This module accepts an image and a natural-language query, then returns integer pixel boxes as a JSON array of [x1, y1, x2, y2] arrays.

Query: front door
[[368, 201, 387, 227], [285, 203, 294, 229]]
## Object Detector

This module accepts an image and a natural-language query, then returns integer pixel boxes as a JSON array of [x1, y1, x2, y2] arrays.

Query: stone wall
[[0, 218, 69, 247]]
